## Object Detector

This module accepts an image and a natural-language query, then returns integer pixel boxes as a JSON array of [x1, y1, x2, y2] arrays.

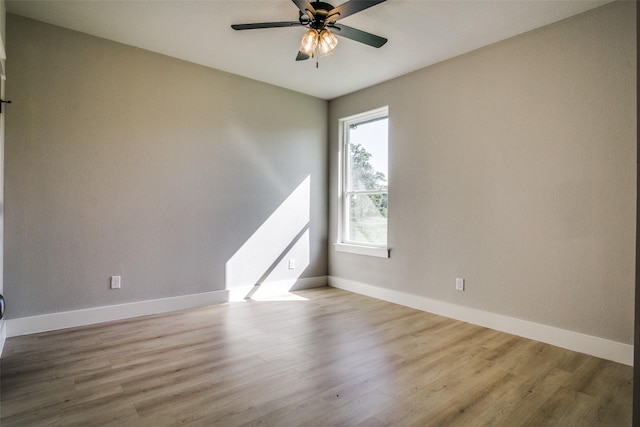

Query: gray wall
[[5, 14, 328, 318], [0, 0, 5, 335], [329, 1, 636, 344]]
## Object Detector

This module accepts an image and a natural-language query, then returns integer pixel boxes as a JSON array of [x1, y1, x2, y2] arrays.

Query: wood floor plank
[[1, 286, 632, 426]]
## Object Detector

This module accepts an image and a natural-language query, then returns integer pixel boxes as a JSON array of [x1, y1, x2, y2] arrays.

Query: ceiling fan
[[231, 0, 388, 62]]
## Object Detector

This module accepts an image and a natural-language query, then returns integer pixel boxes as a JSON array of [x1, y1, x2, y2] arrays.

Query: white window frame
[[335, 106, 390, 258]]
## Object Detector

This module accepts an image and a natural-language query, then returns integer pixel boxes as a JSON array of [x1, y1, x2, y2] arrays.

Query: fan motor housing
[[299, 2, 339, 28]]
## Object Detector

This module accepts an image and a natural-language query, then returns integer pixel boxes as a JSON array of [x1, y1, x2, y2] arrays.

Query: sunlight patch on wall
[[246, 229, 310, 301], [225, 176, 311, 301]]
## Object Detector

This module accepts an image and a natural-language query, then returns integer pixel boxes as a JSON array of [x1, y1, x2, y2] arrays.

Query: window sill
[[334, 243, 390, 258]]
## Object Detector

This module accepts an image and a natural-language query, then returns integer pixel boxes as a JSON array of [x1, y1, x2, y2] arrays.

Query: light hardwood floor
[[0, 287, 632, 426]]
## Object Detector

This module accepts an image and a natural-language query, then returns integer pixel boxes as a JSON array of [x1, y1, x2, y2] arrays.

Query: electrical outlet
[[288, 259, 295, 270], [456, 278, 465, 291], [110, 276, 121, 289]]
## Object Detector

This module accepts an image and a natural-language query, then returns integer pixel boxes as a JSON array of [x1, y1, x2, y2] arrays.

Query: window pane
[[348, 193, 388, 245], [348, 118, 388, 192]]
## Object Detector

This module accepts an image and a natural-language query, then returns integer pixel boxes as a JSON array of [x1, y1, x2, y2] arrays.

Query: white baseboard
[[6, 290, 229, 338], [289, 275, 328, 290], [227, 275, 328, 301], [328, 276, 633, 366], [4, 276, 329, 339]]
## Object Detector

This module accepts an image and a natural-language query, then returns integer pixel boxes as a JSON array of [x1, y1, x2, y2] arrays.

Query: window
[[337, 106, 389, 258]]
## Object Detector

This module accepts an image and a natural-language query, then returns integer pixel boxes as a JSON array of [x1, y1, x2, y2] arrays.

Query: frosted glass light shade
[[300, 29, 319, 56], [318, 29, 338, 56]]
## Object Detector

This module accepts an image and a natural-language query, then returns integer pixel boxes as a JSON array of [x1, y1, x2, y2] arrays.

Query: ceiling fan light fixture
[[231, 0, 389, 63], [300, 28, 319, 56], [318, 29, 338, 56]]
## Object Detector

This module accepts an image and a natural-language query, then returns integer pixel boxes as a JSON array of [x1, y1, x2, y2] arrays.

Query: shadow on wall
[[225, 176, 311, 302]]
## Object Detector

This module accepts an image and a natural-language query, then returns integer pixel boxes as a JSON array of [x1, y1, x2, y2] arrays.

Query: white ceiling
[[6, 0, 611, 100]]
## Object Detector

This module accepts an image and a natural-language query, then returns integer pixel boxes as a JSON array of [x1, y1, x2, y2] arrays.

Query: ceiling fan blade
[[296, 51, 311, 61], [328, 23, 387, 48], [327, 0, 386, 21], [291, 0, 316, 19], [231, 21, 302, 30]]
